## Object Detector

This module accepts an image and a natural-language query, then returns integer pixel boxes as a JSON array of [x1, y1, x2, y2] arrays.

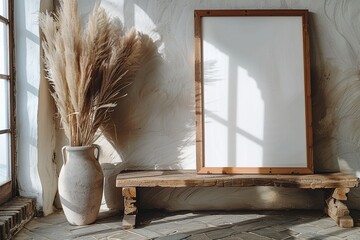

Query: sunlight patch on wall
[[202, 40, 229, 167], [236, 66, 264, 167], [134, 4, 163, 55]]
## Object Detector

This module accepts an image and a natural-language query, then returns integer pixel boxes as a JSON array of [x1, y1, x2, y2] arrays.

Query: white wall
[[88, 0, 360, 210], [15, 0, 56, 215], [17, 0, 360, 214]]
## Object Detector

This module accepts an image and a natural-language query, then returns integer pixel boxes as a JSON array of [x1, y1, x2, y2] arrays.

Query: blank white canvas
[[202, 16, 307, 167]]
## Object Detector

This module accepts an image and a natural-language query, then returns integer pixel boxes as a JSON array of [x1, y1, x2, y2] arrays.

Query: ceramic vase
[[102, 162, 125, 210], [59, 145, 104, 225]]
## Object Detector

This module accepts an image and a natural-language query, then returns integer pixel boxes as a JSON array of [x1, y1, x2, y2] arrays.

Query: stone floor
[[14, 209, 360, 239]]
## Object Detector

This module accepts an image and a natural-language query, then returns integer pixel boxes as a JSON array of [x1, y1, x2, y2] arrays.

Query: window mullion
[[0, 129, 11, 134], [0, 74, 10, 80], [0, 15, 9, 24], [8, 0, 15, 198]]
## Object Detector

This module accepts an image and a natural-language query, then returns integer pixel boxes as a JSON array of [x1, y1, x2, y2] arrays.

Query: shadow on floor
[[15, 209, 360, 239]]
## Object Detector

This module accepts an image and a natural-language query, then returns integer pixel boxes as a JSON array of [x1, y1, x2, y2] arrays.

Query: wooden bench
[[116, 171, 359, 229]]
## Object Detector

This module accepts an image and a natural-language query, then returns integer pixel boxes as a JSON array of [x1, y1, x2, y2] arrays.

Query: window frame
[[0, 0, 15, 204]]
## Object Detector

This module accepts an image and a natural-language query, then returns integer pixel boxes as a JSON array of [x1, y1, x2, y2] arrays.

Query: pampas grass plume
[[40, 1, 146, 146]]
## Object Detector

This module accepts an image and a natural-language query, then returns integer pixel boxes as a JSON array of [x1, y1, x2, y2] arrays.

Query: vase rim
[[64, 145, 98, 151]]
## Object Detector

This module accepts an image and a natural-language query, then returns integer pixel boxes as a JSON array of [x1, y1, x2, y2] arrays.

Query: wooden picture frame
[[194, 10, 313, 174]]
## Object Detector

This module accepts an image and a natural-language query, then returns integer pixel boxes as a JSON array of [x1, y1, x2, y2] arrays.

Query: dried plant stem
[[40, 1, 151, 146]]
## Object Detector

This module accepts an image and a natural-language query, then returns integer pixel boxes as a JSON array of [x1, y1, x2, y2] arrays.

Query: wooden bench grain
[[116, 171, 359, 229]]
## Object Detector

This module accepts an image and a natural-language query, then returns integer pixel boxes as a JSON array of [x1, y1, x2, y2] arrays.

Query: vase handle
[[62, 146, 67, 165], [93, 144, 100, 161]]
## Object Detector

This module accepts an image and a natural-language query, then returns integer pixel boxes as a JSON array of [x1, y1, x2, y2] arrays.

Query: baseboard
[[0, 197, 36, 240]]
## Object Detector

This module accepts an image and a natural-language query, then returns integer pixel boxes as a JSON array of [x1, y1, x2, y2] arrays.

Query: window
[[0, 0, 14, 204]]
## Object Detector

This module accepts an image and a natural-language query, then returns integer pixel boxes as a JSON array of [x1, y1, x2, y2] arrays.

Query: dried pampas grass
[[40, 1, 148, 146]]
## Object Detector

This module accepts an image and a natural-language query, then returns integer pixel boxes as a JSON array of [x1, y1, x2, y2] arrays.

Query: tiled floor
[[14, 209, 360, 239]]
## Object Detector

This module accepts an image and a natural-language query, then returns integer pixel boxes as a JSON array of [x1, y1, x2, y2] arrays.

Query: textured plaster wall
[[18, 0, 360, 214], [82, 0, 360, 210], [15, 0, 56, 215]]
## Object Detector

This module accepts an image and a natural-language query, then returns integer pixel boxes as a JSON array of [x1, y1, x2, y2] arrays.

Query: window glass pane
[[0, 0, 8, 18], [0, 133, 10, 185], [0, 80, 9, 129], [0, 22, 9, 75]]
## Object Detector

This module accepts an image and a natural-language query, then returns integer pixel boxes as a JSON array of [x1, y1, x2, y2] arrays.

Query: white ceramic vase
[[102, 162, 125, 210], [59, 145, 104, 225]]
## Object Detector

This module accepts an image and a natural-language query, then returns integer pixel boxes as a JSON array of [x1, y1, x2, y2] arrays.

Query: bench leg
[[122, 187, 137, 229], [324, 188, 354, 228]]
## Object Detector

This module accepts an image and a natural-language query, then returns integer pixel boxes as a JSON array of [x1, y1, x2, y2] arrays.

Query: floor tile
[[13, 210, 360, 240]]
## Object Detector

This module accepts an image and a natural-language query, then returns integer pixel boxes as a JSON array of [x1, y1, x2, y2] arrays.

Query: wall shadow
[[101, 1, 195, 170], [308, 12, 340, 173]]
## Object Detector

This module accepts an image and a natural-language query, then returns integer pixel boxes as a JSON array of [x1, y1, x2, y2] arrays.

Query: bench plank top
[[116, 170, 359, 189]]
